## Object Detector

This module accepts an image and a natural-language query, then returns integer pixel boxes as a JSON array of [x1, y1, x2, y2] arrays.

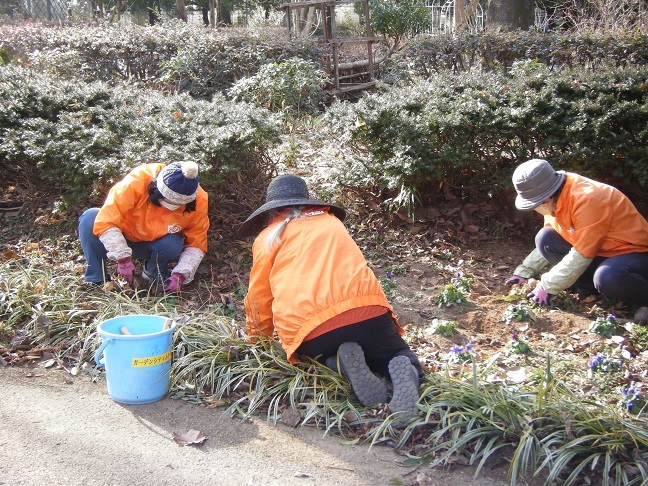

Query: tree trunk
[[107, 0, 120, 22], [176, 0, 187, 21], [216, 0, 222, 25], [486, 0, 535, 31], [454, 0, 465, 28], [209, 0, 215, 28], [454, 0, 482, 30], [93, 0, 104, 19]]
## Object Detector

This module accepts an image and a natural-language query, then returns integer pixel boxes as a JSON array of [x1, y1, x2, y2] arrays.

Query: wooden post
[[364, 0, 374, 80]]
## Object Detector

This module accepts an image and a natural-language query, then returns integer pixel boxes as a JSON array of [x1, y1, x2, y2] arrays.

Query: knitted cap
[[156, 162, 200, 205], [512, 159, 566, 211], [237, 174, 346, 237]]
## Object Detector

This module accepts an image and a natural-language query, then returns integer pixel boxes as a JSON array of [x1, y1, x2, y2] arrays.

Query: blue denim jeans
[[536, 226, 648, 305], [78, 207, 184, 284]]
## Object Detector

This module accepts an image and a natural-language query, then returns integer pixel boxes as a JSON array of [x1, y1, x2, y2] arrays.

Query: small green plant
[[628, 323, 648, 349], [502, 303, 534, 325], [588, 353, 622, 373], [619, 385, 645, 413], [588, 313, 620, 337], [446, 343, 473, 363], [506, 333, 531, 355], [379, 276, 397, 294], [434, 273, 472, 307], [385, 264, 406, 277], [428, 319, 457, 337]]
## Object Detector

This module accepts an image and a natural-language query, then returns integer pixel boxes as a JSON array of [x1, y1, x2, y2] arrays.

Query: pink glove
[[527, 284, 550, 306], [117, 257, 136, 285], [505, 275, 527, 287], [164, 273, 185, 293]]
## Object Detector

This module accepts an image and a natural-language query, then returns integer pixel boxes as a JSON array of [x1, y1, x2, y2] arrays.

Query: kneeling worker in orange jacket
[[239, 174, 422, 413], [78, 161, 209, 293]]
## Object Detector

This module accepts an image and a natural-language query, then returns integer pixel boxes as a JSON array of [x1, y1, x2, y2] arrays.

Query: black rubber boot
[[387, 356, 420, 413], [338, 342, 388, 407]]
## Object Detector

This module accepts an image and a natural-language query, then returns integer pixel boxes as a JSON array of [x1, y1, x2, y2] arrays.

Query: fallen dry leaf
[[172, 429, 207, 446], [281, 407, 302, 428]]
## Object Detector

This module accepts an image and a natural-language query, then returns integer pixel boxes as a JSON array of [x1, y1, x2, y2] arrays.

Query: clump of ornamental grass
[[366, 361, 648, 485], [171, 316, 372, 433], [0, 260, 203, 365], [0, 261, 99, 360]]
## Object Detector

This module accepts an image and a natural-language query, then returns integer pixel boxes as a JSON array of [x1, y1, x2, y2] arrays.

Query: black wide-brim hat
[[238, 174, 346, 237]]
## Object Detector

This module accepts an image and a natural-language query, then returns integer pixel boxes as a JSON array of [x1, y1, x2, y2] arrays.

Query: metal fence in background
[[14, 0, 93, 21], [13, 0, 548, 30]]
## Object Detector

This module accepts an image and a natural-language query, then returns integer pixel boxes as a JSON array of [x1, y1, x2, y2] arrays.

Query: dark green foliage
[[0, 22, 327, 100], [370, 0, 432, 52], [0, 65, 282, 205], [384, 31, 648, 82], [323, 65, 648, 206], [228, 57, 330, 115]]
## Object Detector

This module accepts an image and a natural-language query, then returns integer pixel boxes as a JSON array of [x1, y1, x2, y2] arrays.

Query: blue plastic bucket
[[94, 315, 176, 404]]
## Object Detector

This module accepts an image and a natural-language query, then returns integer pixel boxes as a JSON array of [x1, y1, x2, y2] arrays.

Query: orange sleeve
[[244, 238, 276, 339], [182, 189, 210, 252], [93, 171, 145, 237]]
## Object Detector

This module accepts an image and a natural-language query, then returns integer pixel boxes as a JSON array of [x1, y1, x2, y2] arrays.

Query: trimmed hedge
[[0, 65, 282, 205], [0, 21, 328, 100], [322, 64, 648, 205], [383, 31, 648, 83]]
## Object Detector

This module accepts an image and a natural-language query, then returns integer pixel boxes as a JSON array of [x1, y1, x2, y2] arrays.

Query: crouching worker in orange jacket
[[239, 174, 422, 413], [78, 162, 209, 293]]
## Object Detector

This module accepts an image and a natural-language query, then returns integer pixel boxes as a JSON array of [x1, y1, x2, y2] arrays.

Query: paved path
[[0, 366, 512, 486]]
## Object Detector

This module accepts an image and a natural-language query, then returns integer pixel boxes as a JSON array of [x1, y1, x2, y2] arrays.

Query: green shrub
[[0, 22, 327, 100], [383, 31, 648, 83], [322, 66, 648, 206], [370, 0, 431, 53], [0, 65, 282, 205], [228, 57, 329, 115]]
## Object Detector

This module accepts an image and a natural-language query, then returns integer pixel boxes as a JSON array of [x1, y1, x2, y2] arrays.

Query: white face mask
[[160, 200, 182, 211]]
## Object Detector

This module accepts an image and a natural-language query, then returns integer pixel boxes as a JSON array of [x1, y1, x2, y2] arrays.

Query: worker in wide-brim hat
[[78, 161, 209, 293], [239, 174, 423, 413], [506, 158, 648, 319]]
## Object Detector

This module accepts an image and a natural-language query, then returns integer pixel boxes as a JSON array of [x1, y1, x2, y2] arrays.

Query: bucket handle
[[94, 338, 112, 366]]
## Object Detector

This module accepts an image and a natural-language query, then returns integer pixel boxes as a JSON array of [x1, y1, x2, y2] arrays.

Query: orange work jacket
[[545, 173, 648, 259], [93, 163, 209, 252], [244, 210, 402, 362]]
